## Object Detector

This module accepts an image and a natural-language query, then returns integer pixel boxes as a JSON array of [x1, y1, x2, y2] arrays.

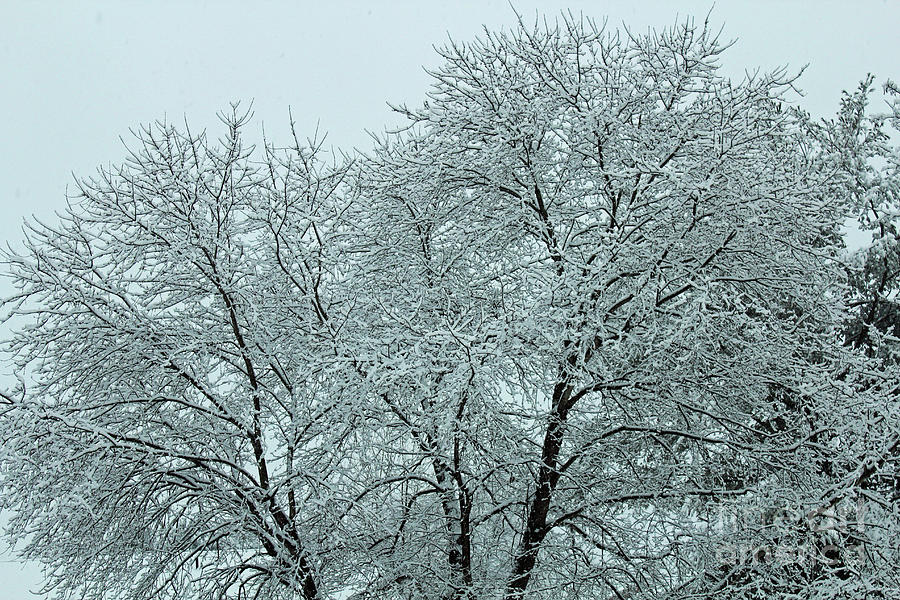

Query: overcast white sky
[[1, 1, 898, 596]]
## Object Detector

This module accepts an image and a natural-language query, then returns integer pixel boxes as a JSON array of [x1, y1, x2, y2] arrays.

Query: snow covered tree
[[2, 13, 896, 600], [338, 15, 877, 600], [0, 107, 362, 600]]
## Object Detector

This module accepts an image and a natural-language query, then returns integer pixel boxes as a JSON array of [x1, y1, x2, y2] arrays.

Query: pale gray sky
[[1, 1, 898, 597]]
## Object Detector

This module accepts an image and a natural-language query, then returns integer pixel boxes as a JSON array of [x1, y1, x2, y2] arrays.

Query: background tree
[[679, 75, 900, 600], [829, 77, 900, 355]]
